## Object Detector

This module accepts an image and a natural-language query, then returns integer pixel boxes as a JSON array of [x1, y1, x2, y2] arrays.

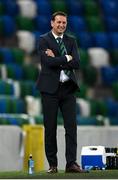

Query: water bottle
[[28, 154, 34, 174], [84, 165, 93, 170]]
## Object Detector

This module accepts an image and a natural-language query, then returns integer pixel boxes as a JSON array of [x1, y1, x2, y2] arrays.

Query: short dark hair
[[51, 11, 67, 21]]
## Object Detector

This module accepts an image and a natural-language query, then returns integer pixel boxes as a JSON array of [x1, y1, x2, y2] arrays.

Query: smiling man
[[36, 11, 88, 174], [52, 11, 67, 35]]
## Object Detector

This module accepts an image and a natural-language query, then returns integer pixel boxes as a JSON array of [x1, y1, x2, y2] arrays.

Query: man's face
[[51, 15, 67, 36]]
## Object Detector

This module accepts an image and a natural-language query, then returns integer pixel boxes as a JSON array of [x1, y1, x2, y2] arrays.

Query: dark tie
[[56, 37, 70, 76], [56, 37, 67, 55]]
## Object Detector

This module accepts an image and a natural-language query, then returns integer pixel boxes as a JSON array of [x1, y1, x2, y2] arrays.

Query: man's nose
[[60, 23, 65, 26]]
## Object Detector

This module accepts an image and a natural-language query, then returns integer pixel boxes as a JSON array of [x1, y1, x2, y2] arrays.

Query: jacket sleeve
[[61, 38, 80, 70], [37, 36, 68, 68]]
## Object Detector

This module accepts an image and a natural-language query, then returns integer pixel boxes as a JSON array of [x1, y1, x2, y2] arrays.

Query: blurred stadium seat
[[16, 30, 36, 53], [77, 32, 95, 48], [110, 33, 118, 49], [0, 0, 118, 127], [68, 15, 87, 33], [93, 32, 111, 49], [3, 0, 19, 16], [99, 0, 118, 17], [100, 66, 118, 85], [67, 0, 84, 16], [35, 15, 51, 33], [104, 16, 118, 32], [50, 0, 68, 13], [17, 0, 37, 18], [83, 0, 100, 16], [36, 0, 52, 15], [86, 16, 105, 32], [3, 15, 16, 37], [88, 48, 110, 68]]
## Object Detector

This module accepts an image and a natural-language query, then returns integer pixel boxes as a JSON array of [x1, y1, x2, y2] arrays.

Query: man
[[36, 11, 88, 173]]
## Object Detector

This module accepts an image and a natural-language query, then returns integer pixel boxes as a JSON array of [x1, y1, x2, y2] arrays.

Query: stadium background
[[0, 0, 118, 173]]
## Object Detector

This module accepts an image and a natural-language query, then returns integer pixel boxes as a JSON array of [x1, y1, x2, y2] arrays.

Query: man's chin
[[58, 31, 64, 35]]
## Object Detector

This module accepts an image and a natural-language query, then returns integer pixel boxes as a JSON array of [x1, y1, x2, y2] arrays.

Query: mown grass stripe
[[0, 170, 118, 179]]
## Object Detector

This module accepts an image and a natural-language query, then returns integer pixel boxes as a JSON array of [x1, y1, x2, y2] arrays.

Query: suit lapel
[[63, 35, 70, 54], [48, 32, 60, 54]]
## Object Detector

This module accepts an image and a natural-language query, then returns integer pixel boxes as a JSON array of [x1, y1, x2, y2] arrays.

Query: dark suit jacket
[[36, 31, 80, 94]]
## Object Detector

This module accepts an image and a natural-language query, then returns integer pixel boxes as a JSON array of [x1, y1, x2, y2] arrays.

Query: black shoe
[[65, 162, 89, 173]]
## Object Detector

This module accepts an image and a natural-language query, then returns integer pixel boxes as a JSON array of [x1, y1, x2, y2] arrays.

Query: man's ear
[[51, 20, 53, 28]]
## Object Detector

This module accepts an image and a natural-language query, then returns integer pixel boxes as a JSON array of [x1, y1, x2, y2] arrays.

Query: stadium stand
[[0, 0, 118, 126]]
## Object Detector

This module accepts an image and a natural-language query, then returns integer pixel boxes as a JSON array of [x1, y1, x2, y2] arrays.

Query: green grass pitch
[[0, 170, 118, 179]]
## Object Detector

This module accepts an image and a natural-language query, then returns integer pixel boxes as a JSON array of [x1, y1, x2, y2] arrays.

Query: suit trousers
[[41, 80, 77, 167]]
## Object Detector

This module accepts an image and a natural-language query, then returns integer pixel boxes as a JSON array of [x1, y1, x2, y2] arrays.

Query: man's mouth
[[58, 28, 65, 31]]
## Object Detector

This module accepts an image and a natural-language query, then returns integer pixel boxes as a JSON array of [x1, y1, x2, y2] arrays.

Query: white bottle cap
[[29, 154, 32, 158]]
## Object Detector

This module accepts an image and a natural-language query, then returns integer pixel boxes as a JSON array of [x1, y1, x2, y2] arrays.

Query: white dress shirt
[[52, 31, 70, 82]]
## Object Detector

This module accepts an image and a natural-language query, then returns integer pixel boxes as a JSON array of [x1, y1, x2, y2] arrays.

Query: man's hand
[[45, 49, 55, 57], [65, 55, 73, 62]]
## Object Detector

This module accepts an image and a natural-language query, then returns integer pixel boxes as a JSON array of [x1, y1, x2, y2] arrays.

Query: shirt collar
[[51, 31, 63, 40]]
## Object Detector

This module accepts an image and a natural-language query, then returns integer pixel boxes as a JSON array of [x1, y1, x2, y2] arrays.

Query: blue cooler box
[[81, 146, 106, 170]]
